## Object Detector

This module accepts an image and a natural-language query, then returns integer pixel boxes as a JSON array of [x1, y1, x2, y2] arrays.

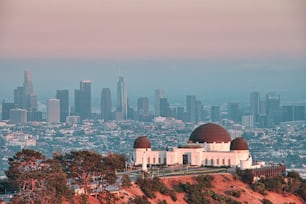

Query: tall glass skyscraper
[[56, 89, 69, 122], [117, 77, 127, 120], [101, 88, 112, 121], [155, 89, 164, 116], [75, 80, 91, 120]]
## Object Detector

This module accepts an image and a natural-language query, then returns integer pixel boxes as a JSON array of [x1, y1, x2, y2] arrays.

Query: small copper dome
[[189, 123, 231, 143], [230, 137, 249, 150], [134, 136, 151, 149]]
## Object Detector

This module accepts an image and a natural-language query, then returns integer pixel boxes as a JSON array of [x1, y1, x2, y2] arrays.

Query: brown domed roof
[[230, 137, 249, 150], [134, 136, 151, 149], [189, 123, 231, 143]]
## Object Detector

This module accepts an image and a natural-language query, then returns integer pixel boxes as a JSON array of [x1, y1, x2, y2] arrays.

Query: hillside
[[118, 173, 303, 204]]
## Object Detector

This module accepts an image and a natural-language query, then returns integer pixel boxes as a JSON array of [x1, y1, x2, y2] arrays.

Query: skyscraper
[[137, 97, 149, 121], [160, 98, 170, 117], [228, 102, 240, 123], [155, 89, 164, 116], [186, 95, 197, 123], [75, 80, 91, 120], [56, 89, 69, 122], [250, 92, 260, 116], [196, 100, 203, 123], [1, 102, 16, 120], [117, 77, 127, 120], [13, 70, 37, 111], [266, 93, 280, 127], [101, 88, 112, 121], [48, 99, 60, 123], [211, 105, 220, 122], [9, 108, 27, 124]]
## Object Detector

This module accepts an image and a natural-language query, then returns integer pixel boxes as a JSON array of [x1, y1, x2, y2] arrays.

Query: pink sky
[[0, 0, 305, 59]]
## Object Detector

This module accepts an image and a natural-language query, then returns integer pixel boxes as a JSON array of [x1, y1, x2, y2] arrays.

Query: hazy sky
[[0, 0, 305, 59]]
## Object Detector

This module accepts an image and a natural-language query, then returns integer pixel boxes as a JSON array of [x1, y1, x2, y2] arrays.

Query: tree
[[55, 150, 105, 195], [6, 149, 71, 204]]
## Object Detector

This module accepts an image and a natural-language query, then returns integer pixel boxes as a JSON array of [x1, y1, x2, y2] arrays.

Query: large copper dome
[[133, 136, 151, 149], [189, 123, 231, 143], [230, 137, 249, 150]]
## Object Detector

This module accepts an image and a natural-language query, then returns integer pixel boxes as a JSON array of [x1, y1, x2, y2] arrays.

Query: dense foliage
[[4, 149, 127, 203]]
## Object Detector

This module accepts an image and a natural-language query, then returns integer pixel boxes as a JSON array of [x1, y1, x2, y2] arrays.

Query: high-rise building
[[117, 77, 127, 120], [9, 108, 27, 124], [56, 89, 69, 122], [1, 102, 16, 120], [155, 89, 164, 116], [75, 80, 91, 120], [101, 88, 112, 121], [186, 95, 197, 123], [282, 105, 305, 122], [211, 105, 220, 122], [242, 115, 255, 128], [14, 86, 25, 109], [176, 107, 185, 121], [228, 102, 240, 123], [196, 100, 203, 124], [48, 99, 60, 123], [250, 92, 260, 116], [266, 93, 280, 127], [13, 70, 37, 111], [160, 98, 170, 117], [137, 97, 149, 115]]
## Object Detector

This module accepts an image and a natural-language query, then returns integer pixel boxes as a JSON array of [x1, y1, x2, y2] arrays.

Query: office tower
[[282, 105, 305, 122], [242, 115, 255, 128], [9, 108, 27, 124], [27, 111, 42, 122], [294, 105, 305, 121], [250, 92, 260, 115], [13, 70, 37, 111], [137, 97, 149, 116], [14, 86, 25, 109], [117, 77, 127, 120], [23, 70, 34, 96], [56, 89, 69, 122], [160, 98, 170, 117], [155, 89, 164, 116], [228, 102, 240, 123], [186, 95, 197, 123], [75, 80, 91, 120], [48, 99, 60, 123], [266, 93, 280, 127], [196, 100, 203, 123], [101, 88, 112, 121], [176, 107, 184, 120], [211, 105, 220, 122], [1, 102, 16, 120]]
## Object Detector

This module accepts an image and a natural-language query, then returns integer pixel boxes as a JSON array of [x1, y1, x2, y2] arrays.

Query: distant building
[[160, 98, 170, 117], [137, 97, 149, 121], [266, 93, 281, 127], [282, 105, 305, 122], [242, 115, 255, 129], [228, 102, 240, 123], [117, 77, 128, 120], [101, 88, 112, 121], [196, 100, 203, 123], [75, 80, 91, 120], [66, 115, 81, 124], [211, 105, 220, 122], [176, 107, 185, 121], [186, 95, 197, 123], [155, 89, 164, 116], [13, 70, 38, 111], [56, 89, 69, 122], [1, 102, 16, 120], [27, 111, 43, 122], [48, 99, 60, 123], [9, 108, 27, 124], [250, 91, 260, 116]]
